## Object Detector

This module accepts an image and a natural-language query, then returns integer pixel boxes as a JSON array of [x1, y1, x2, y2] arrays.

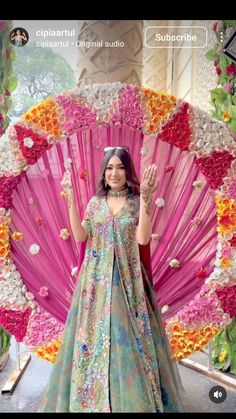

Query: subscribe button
[[144, 26, 208, 48]]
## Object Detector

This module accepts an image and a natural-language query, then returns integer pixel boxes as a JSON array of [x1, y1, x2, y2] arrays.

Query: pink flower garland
[[56, 94, 97, 135], [1, 83, 236, 354], [224, 174, 236, 200], [111, 84, 144, 129], [177, 284, 230, 328], [23, 306, 64, 349]]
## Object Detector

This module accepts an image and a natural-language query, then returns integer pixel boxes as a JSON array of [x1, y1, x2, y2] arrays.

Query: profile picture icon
[[10, 27, 29, 47]]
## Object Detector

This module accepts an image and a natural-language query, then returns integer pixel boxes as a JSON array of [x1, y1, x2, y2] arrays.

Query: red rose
[[226, 64, 236, 76], [165, 166, 174, 173], [213, 22, 218, 32], [229, 235, 236, 246]]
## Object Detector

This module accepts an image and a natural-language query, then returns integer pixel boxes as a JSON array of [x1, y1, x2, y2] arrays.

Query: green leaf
[[3, 116, 10, 130], [220, 55, 231, 70], [205, 49, 219, 61], [229, 349, 236, 375], [10, 48, 16, 61], [229, 106, 236, 120], [210, 110, 220, 119], [212, 348, 221, 358], [230, 342, 236, 352], [218, 75, 231, 85], [8, 75, 17, 92], [232, 95, 236, 106], [223, 20, 236, 29], [210, 88, 229, 104], [212, 359, 230, 371], [228, 327, 236, 341], [228, 120, 236, 134]]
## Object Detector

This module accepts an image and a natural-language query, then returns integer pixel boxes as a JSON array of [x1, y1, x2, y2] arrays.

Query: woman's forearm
[[136, 164, 157, 245], [68, 193, 88, 242], [136, 194, 153, 245]]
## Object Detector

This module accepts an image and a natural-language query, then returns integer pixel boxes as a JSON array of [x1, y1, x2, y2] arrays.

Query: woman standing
[[10, 29, 28, 47], [40, 146, 184, 412]]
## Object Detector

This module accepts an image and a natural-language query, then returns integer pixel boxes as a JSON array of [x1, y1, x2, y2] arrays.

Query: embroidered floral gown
[[40, 195, 184, 413]]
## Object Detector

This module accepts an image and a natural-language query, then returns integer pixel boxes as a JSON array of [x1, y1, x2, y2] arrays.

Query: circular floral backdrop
[[0, 82, 236, 362]]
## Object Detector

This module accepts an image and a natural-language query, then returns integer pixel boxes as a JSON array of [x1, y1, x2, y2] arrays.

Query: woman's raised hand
[[140, 164, 158, 198], [61, 170, 73, 199]]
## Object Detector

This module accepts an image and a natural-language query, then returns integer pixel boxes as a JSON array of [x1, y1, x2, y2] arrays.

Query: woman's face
[[105, 155, 127, 191]]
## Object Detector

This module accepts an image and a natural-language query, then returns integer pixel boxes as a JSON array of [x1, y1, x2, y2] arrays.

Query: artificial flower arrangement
[[0, 26, 236, 362], [211, 317, 236, 374], [205, 20, 236, 134], [0, 81, 235, 362], [0, 19, 18, 359], [205, 20, 236, 374]]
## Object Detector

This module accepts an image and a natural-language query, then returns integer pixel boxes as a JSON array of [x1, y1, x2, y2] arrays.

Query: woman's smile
[[105, 155, 127, 190]]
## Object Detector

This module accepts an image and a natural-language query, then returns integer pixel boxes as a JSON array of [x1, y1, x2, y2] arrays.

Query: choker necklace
[[107, 188, 129, 198]]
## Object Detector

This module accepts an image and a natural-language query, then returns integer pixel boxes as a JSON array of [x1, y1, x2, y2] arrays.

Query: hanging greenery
[[0, 20, 17, 137], [212, 318, 236, 375], [0, 19, 17, 356], [206, 20, 236, 375], [205, 20, 236, 134]]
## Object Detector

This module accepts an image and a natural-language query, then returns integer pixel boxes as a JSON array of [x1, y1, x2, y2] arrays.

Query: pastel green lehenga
[[40, 195, 185, 413]]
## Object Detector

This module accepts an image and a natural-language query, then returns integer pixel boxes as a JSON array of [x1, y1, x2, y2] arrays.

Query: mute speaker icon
[[209, 386, 227, 403], [213, 390, 222, 399]]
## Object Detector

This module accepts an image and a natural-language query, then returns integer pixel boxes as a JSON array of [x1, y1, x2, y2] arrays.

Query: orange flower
[[204, 326, 212, 333], [5, 250, 11, 259], [176, 351, 185, 360], [199, 338, 208, 346], [0, 239, 6, 249], [193, 344, 201, 351], [173, 323, 181, 332], [178, 342, 185, 350], [183, 349, 192, 356], [211, 327, 220, 335], [0, 225, 9, 236], [187, 342, 194, 350], [0, 247, 7, 257], [12, 231, 24, 241], [220, 258, 232, 267], [223, 110, 231, 122]]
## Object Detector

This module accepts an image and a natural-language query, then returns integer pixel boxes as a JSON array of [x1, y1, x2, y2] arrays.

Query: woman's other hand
[[61, 170, 73, 199], [140, 164, 158, 200]]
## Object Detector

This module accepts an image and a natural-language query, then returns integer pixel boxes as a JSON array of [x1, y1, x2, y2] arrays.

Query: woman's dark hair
[[96, 148, 140, 197]]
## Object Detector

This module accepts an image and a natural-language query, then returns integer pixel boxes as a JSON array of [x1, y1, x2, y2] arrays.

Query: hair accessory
[[104, 146, 130, 154], [107, 188, 129, 198]]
